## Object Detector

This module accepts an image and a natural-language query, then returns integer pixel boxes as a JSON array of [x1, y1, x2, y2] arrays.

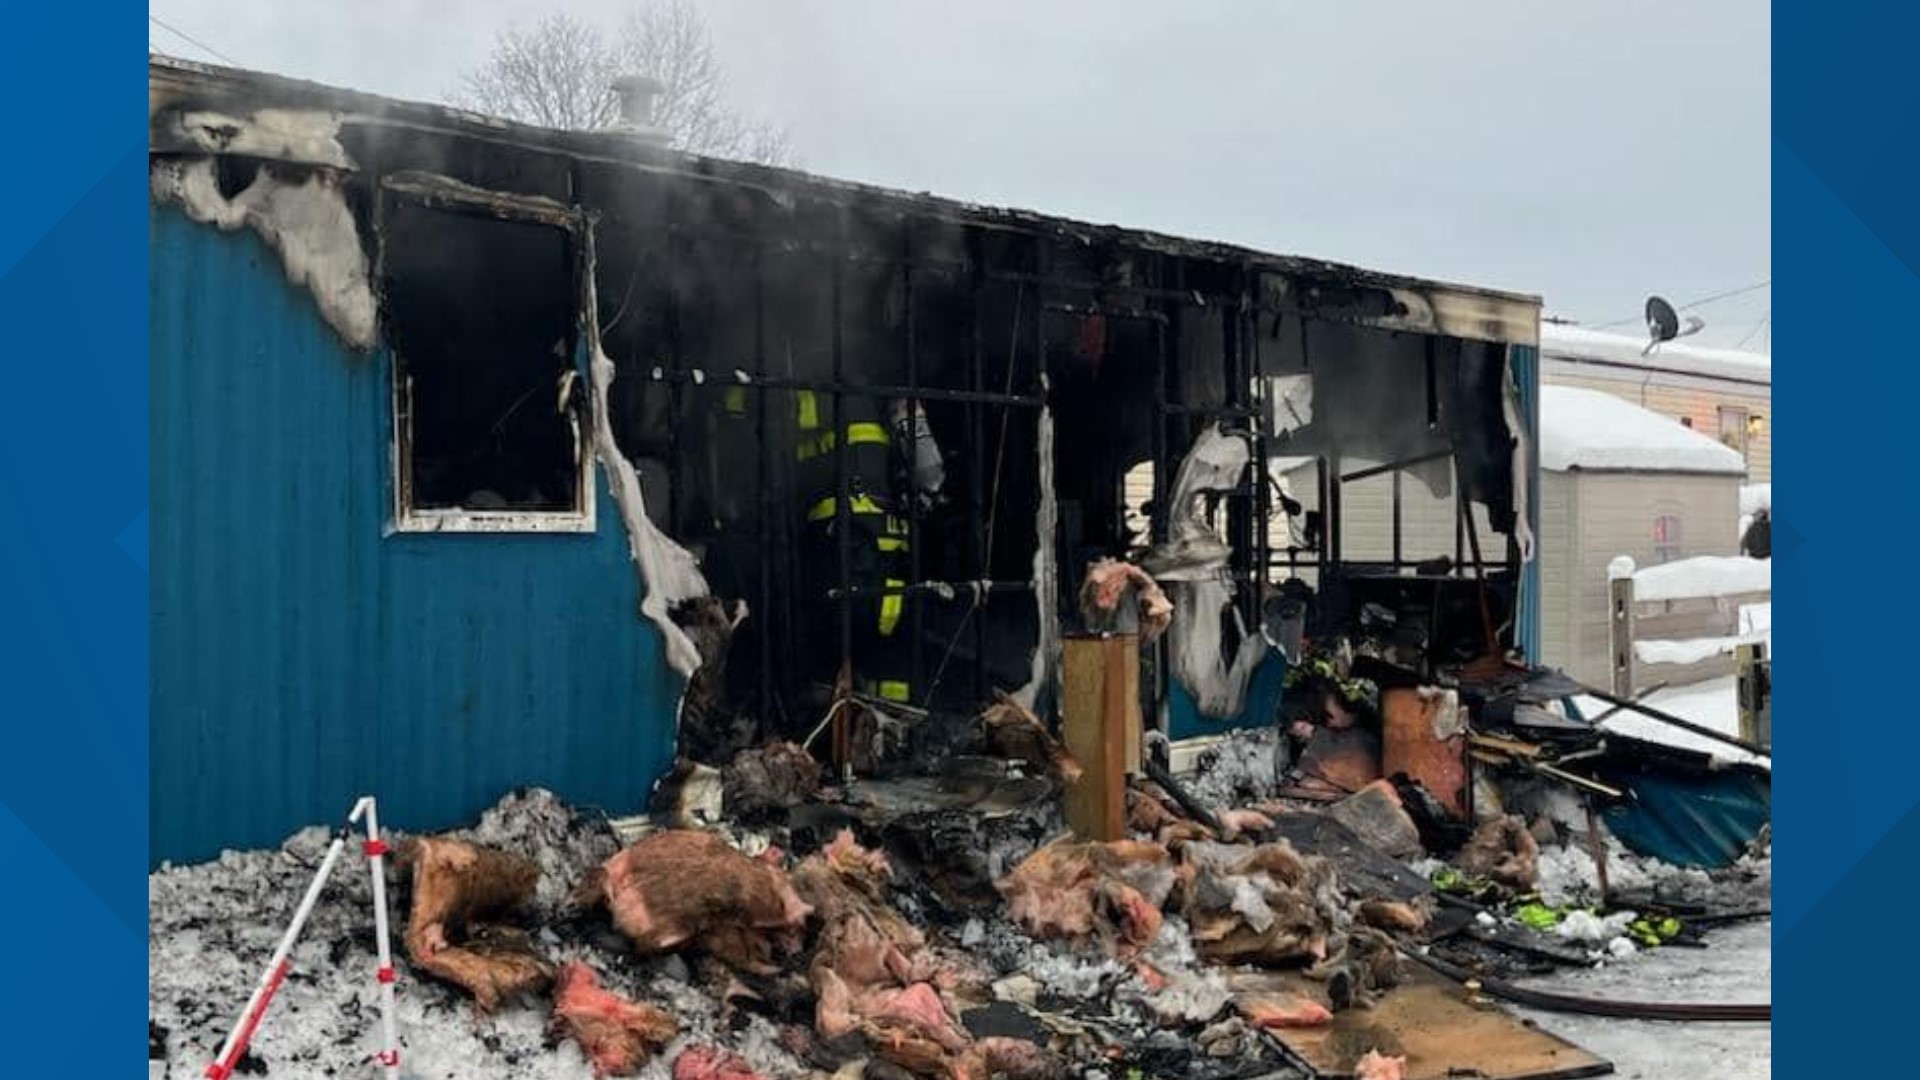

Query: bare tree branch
[[453, 3, 794, 166]]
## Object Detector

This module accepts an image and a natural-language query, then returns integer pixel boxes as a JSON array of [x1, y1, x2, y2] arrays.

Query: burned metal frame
[[616, 190, 1527, 738], [632, 214, 1059, 736]]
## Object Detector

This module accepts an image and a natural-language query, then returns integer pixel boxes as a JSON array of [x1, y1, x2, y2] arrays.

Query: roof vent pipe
[[608, 75, 669, 141]]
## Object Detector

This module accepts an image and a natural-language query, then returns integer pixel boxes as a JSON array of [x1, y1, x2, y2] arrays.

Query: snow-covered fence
[[1607, 555, 1772, 697]]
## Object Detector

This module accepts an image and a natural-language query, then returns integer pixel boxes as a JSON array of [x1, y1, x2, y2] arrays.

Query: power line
[[1594, 279, 1771, 329], [150, 13, 238, 66], [1733, 311, 1771, 350]]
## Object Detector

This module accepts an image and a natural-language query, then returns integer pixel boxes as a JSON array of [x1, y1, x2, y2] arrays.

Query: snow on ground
[[1571, 676, 1769, 769], [148, 790, 809, 1080], [1513, 918, 1771, 1080], [1633, 634, 1765, 666]]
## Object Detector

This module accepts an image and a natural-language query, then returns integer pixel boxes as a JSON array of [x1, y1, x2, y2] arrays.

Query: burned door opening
[[576, 184, 1538, 766], [589, 197, 1049, 763], [379, 183, 591, 531]]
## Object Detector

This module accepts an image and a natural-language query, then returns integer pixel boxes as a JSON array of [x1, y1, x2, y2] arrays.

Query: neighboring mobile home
[[1533, 385, 1748, 686], [1540, 322, 1770, 482]]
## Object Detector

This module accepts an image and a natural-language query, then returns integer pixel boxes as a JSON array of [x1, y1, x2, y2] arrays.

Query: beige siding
[[1546, 371, 1771, 482], [1127, 455, 1503, 580], [1543, 470, 1742, 686], [1539, 472, 1578, 671], [1303, 461, 1497, 565]]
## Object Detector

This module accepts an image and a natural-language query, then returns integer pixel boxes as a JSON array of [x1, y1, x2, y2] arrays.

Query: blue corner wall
[[149, 207, 680, 865], [1510, 343, 1544, 664]]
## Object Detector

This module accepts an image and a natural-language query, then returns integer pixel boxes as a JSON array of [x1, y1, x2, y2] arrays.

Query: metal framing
[[618, 207, 1528, 738]]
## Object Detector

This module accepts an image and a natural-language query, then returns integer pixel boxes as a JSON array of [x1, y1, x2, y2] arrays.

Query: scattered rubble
[[401, 836, 553, 1011], [998, 839, 1176, 957], [721, 742, 824, 824], [672, 1045, 766, 1080], [1354, 1048, 1408, 1080], [1325, 780, 1423, 860], [981, 693, 1084, 786], [1078, 558, 1173, 643], [151, 681, 1770, 1080], [1455, 815, 1541, 891], [149, 790, 812, 1080], [574, 830, 811, 975], [553, 961, 680, 1076]]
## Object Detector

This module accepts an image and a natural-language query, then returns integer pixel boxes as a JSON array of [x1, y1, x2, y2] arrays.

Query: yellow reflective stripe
[[846, 422, 889, 447], [797, 390, 820, 431], [859, 679, 912, 702], [879, 578, 906, 636], [807, 494, 888, 523], [795, 422, 891, 462], [877, 536, 908, 552]]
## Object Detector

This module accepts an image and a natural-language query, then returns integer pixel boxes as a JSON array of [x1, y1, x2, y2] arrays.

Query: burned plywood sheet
[[1261, 812, 1432, 904], [1230, 968, 1611, 1080]]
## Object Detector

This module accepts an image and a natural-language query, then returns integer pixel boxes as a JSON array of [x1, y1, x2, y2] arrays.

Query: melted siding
[[150, 206, 680, 865]]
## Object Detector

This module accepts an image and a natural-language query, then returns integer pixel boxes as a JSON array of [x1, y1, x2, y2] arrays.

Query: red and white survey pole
[[350, 796, 403, 1080], [204, 796, 402, 1080]]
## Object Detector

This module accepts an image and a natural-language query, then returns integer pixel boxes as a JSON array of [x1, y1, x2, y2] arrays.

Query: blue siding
[[150, 206, 681, 865], [1510, 344, 1544, 663], [1166, 650, 1287, 741]]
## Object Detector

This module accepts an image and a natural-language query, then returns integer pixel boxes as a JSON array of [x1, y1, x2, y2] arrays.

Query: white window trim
[[388, 367, 598, 535], [380, 173, 598, 536]]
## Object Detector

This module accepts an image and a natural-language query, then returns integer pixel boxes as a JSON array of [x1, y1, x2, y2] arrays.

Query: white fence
[[1607, 555, 1771, 698]]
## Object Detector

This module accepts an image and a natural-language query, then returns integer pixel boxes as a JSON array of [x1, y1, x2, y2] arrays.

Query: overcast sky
[[151, 1, 1772, 350]]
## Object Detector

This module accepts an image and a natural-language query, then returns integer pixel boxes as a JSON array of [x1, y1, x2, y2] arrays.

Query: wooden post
[[1062, 634, 1140, 841], [1609, 576, 1637, 699], [1737, 642, 1771, 750], [1583, 796, 1612, 908]]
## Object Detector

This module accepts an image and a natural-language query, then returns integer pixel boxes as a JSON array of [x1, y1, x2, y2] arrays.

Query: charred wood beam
[[1340, 448, 1456, 485]]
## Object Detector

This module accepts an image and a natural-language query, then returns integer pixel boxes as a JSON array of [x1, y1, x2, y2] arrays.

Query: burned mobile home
[[150, 56, 1545, 865]]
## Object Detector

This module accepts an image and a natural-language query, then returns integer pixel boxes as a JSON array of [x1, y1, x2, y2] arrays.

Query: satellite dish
[[1646, 296, 1680, 343], [1643, 295, 1706, 355]]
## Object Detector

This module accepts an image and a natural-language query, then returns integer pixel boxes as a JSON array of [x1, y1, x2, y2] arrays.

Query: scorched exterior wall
[[150, 206, 681, 866]]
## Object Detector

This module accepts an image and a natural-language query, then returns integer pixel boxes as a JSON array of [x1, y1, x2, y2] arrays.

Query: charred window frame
[[377, 173, 595, 534]]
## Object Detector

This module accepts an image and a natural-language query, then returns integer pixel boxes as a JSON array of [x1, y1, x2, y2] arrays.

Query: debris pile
[[552, 962, 679, 1076], [573, 829, 811, 975], [151, 651, 1770, 1080], [401, 836, 553, 1012]]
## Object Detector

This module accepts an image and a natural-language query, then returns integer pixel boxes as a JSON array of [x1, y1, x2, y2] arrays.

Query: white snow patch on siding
[[151, 157, 378, 351]]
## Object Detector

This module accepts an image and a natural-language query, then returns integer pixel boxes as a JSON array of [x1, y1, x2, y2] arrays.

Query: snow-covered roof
[[1540, 323, 1771, 386], [1541, 385, 1748, 474]]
